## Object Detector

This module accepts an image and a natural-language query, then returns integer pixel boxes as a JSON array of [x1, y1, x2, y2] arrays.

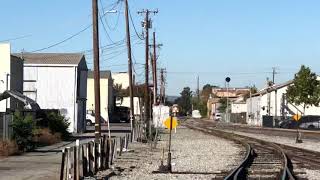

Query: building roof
[[252, 80, 293, 97], [88, 70, 111, 79], [13, 53, 84, 65]]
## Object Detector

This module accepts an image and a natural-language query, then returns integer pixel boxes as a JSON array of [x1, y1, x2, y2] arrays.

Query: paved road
[[85, 123, 131, 132], [0, 141, 72, 180], [0, 124, 131, 180]]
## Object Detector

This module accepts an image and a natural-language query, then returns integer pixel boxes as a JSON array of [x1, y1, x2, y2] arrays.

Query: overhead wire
[[0, 34, 32, 43], [28, 4, 125, 53], [29, 24, 92, 53], [100, 0, 122, 31], [128, 2, 144, 40]]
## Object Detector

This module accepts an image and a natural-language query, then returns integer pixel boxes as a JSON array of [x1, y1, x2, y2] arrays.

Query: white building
[[0, 43, 24, 113], [231, 102, 247, 113], [112, 72, 131, 90], [87, 70, 113, 122], [20, 53, 88, 133], [246, 79, 320, 126]]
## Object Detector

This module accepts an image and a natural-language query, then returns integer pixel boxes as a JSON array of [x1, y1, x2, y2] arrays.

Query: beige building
[[87, 70, 113, 122], [112, 72, 131, 90]]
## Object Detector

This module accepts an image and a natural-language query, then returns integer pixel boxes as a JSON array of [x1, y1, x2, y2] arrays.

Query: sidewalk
[[0, 141, 72, 180]]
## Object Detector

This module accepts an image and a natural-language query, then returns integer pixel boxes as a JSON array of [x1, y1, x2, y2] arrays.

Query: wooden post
[[65, 147, 71, 180], [60, 149, 66, 180], [106, 138, 110, 168], [119, 137, 123, 156], [88, 142, 94, 176], [101, 135, 106, 170]]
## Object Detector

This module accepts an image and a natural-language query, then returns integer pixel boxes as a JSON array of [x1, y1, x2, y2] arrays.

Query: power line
[[29, 7, 123, 53], [100, 0, 122, 31], [128, 4, 144, 40], [29, 24, 92, 52], [98, 3, 115, 43], [0, 34, 32, 43]]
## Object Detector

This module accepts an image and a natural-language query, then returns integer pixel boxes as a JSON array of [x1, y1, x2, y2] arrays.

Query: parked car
[[86, 110, 107, 126], [192, 110, 202, 119], [214, 113, 222, 121], [110, 106, 130, 123], [279, 116, 320, 130], [86, 110, 95, 126], [299, 120, 320, 129]]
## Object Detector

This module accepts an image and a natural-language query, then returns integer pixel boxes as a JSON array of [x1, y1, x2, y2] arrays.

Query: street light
[[225, 77, 231, 123]]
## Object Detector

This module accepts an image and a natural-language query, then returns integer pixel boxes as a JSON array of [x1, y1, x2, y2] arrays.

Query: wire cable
[[29, 24, 92, 52], [0, 34, 32, 43], [128, 3, 144, 40]]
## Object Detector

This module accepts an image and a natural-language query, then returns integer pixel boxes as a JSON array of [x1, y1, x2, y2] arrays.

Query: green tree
[[218, 97, 230, 113], [11, 111, 37, 151], [286, 65, 320, 114], [47, 112, 70, 140], [243, 86, 258, 100], [175, 87, 193, 115]]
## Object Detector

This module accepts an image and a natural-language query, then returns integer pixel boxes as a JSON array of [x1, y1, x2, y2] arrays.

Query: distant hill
[[166, 96, 179, 103]]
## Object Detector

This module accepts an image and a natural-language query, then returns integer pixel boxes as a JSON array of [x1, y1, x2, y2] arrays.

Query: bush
[[34, 128, 61, 146], [11, 111, 36, 151], [0, 140, 19, 156], [47, 112, 70, 140]]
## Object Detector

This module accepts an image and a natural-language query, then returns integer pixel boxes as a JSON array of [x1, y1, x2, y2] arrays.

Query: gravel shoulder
[[98, 126, 242, 180]]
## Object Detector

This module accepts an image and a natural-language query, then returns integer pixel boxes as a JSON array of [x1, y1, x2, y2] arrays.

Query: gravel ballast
[[97, 126, 242, 179]]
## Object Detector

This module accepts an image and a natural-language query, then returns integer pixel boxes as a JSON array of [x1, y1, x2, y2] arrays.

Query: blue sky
[[2, 0, 320, 95]]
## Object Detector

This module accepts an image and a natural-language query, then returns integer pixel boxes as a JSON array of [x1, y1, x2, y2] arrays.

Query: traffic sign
[[292, 114, 301, 121], [164, 117, 178, 129]]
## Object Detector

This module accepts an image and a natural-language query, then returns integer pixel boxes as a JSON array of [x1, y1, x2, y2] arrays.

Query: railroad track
[[184, 119, 300, 180]]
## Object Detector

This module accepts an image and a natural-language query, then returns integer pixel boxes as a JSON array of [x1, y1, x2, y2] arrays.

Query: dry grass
[[34, 128, 62, 146], [0, 140, 19, 157]]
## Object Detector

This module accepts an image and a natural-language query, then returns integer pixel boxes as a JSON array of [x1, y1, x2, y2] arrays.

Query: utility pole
[[92, 0, 101, 141], [272, 67, 276, 84], [124, 0, 135, 140], [197, 75, 200, 101], [138, 9, 158, 138], [152, 32, 158, 105], [149, 32, 162, 105], [160, 68, 165, 104]]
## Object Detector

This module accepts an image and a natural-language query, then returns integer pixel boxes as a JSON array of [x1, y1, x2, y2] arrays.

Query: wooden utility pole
[[124, 0, 135, 140], [138, 9, 158, 138], [197, 75, 200, 101], [152, 32, 157, 105], [92, 0, 101, 141], [160, 68, 166, 104]]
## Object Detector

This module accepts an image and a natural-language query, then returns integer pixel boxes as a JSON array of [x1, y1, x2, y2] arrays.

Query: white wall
[[24, 66, 77, 132], [0, 43, 11, 112], [112, 72, 130, 89], [231, 103, 247, 113], [153, 105, 170, 128], [247, 83, 320, 127]]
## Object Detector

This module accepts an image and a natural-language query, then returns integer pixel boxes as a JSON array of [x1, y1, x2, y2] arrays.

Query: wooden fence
[[60, 133, 130, 180]]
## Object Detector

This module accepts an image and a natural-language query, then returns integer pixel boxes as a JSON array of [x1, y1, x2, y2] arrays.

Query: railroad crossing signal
[[164, 117, 178, 129], [292, 114, 301, 121]]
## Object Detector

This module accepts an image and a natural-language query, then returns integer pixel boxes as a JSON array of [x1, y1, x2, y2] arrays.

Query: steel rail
[[184, 120, 296, 180]]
